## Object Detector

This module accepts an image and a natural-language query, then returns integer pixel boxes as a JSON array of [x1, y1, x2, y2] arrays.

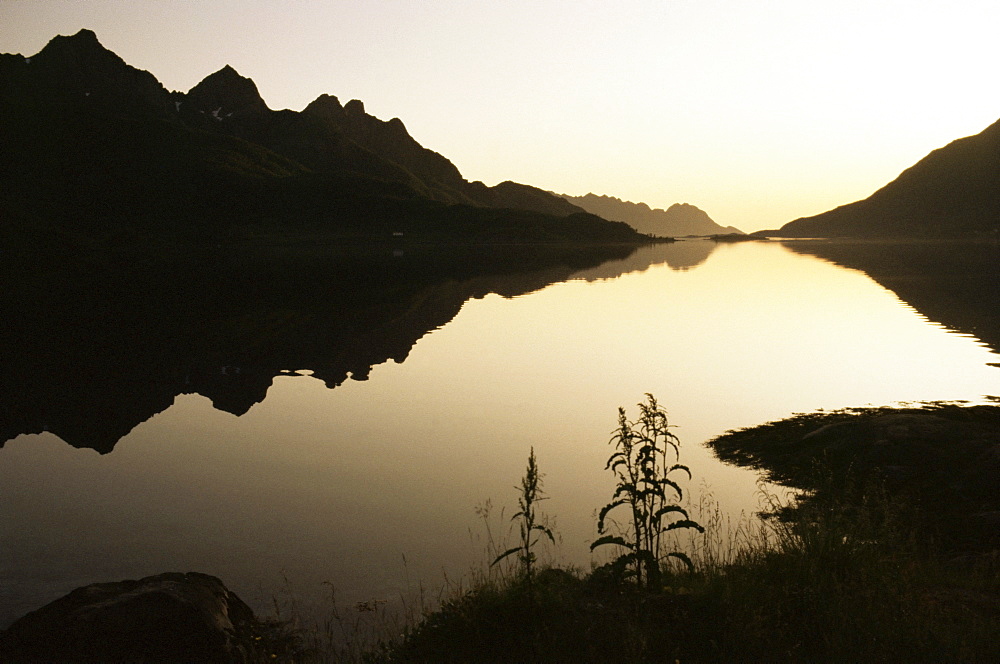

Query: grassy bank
[[381, 498, 997, 663], [260, 401, 1000, 663]]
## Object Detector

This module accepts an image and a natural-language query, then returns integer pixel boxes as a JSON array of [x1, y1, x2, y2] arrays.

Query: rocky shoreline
[[0, 572, 264, 663]]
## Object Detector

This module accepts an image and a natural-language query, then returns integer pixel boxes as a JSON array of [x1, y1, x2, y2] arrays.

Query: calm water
[[1, 240, 997, 626]]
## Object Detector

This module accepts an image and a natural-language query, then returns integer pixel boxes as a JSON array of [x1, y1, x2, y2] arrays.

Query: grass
[[385, 487, 999, 663], [491, 447, 555, 584], [252, 503, 999, 663], [249, 401, 1000, 662]]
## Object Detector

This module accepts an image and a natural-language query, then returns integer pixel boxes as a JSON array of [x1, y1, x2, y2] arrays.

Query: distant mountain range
[[0, 30, 642, 246], [766, 118, 1000, 238], [558, 193, 742, 237]]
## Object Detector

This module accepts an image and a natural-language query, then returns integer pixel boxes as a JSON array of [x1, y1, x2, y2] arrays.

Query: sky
[[2, 1, 999, 233]]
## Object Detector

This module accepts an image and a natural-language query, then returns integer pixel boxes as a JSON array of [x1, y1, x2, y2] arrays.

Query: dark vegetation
[[591, 394, 703, 587], [324, 399, 1000, 662], [491, 448, 555, 586], [708, 402, 1000, 554]]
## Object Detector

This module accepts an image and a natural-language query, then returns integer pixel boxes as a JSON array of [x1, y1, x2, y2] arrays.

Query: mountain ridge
[[768, 118, 1000, 237], [2, 29, 639, 245], [558, 193, 741, 237]]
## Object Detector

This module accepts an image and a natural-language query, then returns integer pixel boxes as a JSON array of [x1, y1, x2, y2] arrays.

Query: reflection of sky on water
[[1, 241, 997, 627]]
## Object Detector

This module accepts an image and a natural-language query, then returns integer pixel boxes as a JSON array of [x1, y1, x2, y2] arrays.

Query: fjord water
[[1, 240, 997, 626]]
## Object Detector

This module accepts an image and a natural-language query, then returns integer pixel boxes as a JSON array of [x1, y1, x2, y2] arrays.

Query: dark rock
[[881, 465, 912, 482], [948, 549, 1000, 572], [0, 572, 257, 663]]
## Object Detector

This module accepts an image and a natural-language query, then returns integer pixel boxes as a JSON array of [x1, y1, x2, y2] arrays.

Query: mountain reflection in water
[[2, 241, 702, 453], [1, 238, 997, 630], [781, 239, 1000, 354], [2, 238, 996, 454]]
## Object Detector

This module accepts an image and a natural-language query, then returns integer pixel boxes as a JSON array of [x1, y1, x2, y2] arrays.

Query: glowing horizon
[[2, 0, 998, 233]]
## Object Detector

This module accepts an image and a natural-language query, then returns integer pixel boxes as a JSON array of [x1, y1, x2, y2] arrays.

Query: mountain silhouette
[[1, 29, 636, 246], [181, 66, 585, 214], [183, 65, 270, 120], [768, 119, 1000, 238], [558, 193, 741, 237], [2, 28, 173, 119]]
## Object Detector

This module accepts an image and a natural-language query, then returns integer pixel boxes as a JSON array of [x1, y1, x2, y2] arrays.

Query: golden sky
[[2, 0, 998, 232]]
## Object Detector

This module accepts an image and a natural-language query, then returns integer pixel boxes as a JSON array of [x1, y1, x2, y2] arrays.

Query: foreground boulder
[[0, 572, 257, 663]]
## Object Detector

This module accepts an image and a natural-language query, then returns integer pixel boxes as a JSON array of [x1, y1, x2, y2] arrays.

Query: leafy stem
[[591, 394, 703, 589]]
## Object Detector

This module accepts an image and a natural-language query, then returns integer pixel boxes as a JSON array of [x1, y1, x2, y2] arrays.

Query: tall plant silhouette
[[492, 447, 555, 585], [591, 394, 703, 589]]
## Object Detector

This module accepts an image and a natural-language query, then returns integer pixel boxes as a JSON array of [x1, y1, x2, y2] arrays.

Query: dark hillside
[[0, 30, 638, 248], [774, 118, 1000, 237]]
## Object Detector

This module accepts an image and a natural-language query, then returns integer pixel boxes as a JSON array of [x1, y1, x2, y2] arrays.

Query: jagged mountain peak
[[15, 28, 171, 117], [186, 64, 269, 116], [36, 28, 127, 69], [8, 28, 635, 226], [46, 28, 102, 49], [307, 93, 342, 109], [561, 193, 740, 236], [302, 93, 344, 122], [63, 28, 100, 44], [667, 202, 698, 213]]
